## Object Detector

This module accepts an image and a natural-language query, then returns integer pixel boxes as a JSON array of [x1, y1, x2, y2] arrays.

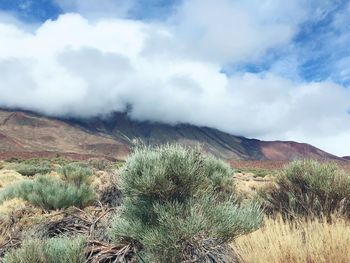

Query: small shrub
[[88, 158, 112, 171], [58, 163, 93, 187], [3, 239, 44, 263], [3, 237, 85, 263], [109, 145, 262, 262], [43, 236, 85, 263], [4, 157, 21, 163], [50, 157, 72, 166], [0, 175, 96, 210], [15, 163, 51, 176], [260, 160, 350, 219]]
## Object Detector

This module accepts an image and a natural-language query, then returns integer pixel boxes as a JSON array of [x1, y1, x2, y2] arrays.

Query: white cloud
[[169, 0, 307, 64], [0, 2, 350, 156]]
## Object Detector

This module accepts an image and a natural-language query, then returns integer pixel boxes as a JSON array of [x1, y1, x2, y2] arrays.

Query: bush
[[0, 175, 96, 210], [43, 236, 85, 263], [4, 157, 21, 163], [203, 155, 236, 200], [2, 239, 44, 263], [109, 145, 262, 262], [58, 163, 93, 187], [88, 158, 112, 171], [15, 162, 51, 176], [3, 236, 85, 263], [260, 160, 350, 219]]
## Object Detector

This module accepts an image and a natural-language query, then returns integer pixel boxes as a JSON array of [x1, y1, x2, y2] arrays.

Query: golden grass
[[234, 216, 350, 263], [234, 172, 274, 200], [0, 198, 27, 217], [47, 170, 64, 181], [91, 170, 115, 192], [0, 169, 24, 188]]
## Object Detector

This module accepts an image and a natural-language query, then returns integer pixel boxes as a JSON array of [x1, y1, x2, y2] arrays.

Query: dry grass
[[0, 170, 24, 188], [230, 160, 350, 172], [234, 172, 274, 200], [234, 215, 350, 263], [0, 198, 27, 217], [90, 170, 111, 191]]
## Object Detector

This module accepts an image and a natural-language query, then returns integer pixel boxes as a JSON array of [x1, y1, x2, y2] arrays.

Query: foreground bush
[[3, 236, 85, 263], [260, 160, 350, 218], [234, 215, 350, 263], [0, 175, 95, 210], [110, 145, 262, 262]]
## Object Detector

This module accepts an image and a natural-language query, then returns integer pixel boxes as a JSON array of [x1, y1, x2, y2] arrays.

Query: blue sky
[[227, 0, 350, 86], [0, 0, 180, 21], [0, 0, 61, 21], [0, 0, 349, 155]]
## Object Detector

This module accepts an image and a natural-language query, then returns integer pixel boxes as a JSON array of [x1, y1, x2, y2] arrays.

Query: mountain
[[0, 109, 344, 161]]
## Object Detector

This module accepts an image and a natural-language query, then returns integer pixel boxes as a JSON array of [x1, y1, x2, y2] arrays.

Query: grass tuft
[[234, 215, 350, 263]]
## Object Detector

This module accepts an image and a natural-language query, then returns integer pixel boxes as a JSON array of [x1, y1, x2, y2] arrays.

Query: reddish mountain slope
[[259, 141, 340, 161], [0, 111, 128, 160], [0, 110, 346, 161]]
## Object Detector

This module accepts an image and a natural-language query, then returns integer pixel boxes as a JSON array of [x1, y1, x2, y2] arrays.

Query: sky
[[0, 0, 349, 156]]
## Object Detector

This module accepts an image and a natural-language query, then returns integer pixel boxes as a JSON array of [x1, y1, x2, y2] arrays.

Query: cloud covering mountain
[[0, 0, 350, 156]]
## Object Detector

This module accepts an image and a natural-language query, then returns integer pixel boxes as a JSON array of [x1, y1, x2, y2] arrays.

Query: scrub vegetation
[[0, 146, 349, 263]]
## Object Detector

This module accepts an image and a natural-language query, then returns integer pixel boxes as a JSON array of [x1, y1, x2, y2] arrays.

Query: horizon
[[0, 0, 349, 156]]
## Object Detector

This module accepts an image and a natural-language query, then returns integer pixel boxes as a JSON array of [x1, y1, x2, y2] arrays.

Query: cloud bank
[[0, 0, 350, 156]]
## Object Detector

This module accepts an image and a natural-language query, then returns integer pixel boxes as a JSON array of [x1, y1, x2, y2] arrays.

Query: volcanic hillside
[[0, 109, 343, 161]]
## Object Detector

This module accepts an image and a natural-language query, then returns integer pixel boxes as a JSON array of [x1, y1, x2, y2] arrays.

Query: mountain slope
[[0, 110, 343, 161], [0, 110, 128, 160]]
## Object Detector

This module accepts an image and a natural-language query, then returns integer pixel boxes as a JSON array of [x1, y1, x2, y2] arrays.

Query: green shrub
[[3, 237, 85, 263], [203, 155, 236, 200], [58, 163, 93, 187], [2, 239, 44, 263], [43, 236, 85, 263], [0, 175, 95, 210], [260, 160, 350, 219], [15, 162, 51, 176], [109, 145, 262, 262], [4, 157, 21, 163], [88, 158, 112, 171], [50, 157, 72, 166]]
